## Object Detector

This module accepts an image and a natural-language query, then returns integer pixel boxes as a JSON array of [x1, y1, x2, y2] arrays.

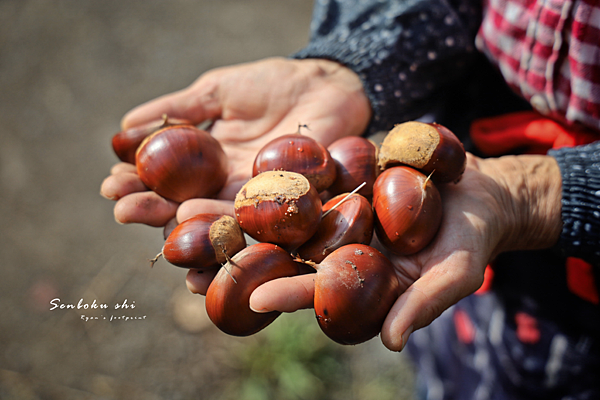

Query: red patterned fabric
[[453, 308, 477, 344], [474, 264, 494, 294], [566, 257, 600, 304], [470, 110, 599, 155], [515, 312, 541, 344], [476, 0, 600, 131]]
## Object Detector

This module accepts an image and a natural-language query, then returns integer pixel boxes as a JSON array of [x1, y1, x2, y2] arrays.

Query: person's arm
[[292, 0, 483, 134]]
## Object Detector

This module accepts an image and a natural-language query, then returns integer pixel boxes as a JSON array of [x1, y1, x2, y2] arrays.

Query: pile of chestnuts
[[111, 119, 466, 345]]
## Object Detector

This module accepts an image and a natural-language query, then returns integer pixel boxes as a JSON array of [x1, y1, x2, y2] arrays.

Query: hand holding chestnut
[[181, 121, 561, 349], [244, 152, 563, 351], [100, 57, 371, 227]]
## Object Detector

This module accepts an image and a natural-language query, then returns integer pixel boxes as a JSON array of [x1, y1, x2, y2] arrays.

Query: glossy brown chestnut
[[296, 193, 374, 263], [378, 121, 466, 183], [234, 171, 322, 251], [205, 242, 302, 336], [111, 116, 190, 164], [252, 133, 337, 192], [313, 244, 401, 345], [372, 166, 442, 255], [135, 125, 228, 203], [325, 136, 379, 198], [162, 214, 246, 270]]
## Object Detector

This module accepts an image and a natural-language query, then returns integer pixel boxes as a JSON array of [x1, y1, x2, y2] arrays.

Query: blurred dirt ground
[[0, 1, 416, 399]]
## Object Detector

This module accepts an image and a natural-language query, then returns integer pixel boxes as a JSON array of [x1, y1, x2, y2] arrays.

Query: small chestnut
[[296, 192, 374, 263], [378, 121, 466, 183], [325, 136, 379, 199], [135, 125, 228, 203], [234, 171, 322, 251], [205, 242, 302, 336], [253, 132, 336, 192], [313, 244, 401, 345], [111, 116, 190, 164], [372, 166, 442, 255], [160, 214, 246, 270]]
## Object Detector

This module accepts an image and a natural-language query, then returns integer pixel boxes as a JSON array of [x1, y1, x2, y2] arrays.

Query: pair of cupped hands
[[100, 57, 563, 351]]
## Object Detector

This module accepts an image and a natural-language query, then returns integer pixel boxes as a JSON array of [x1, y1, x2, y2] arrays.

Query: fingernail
[[186, 281, 200, 294], [400, 325, 414, 351], [249, 305, 270, 313], [249, 297, 271, 313], [100, 190, 117, 201]]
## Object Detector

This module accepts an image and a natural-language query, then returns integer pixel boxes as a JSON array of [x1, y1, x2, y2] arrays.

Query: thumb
[[249, 274, 316, 313], [380, 253, 484, 351], [121, 75, 222, 130]]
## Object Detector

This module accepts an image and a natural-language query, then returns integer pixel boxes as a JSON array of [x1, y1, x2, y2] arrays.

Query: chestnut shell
[[234, 171, 322, 251], [325, 136, 379, 198], [296, 193, 374, 263], [314, 244, 400, 345], [252, 133, 336, 192], [162, 214, 246, 270], [135, 125, 228, 203], [378, 121, 466, 183], [205, 242, 301, 336], [372, 166, 442, 255], [112, 117, 190, 164]]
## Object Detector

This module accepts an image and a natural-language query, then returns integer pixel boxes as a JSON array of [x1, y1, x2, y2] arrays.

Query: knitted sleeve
[[292, 0, 482, 134], [549, 141, 600, 264]]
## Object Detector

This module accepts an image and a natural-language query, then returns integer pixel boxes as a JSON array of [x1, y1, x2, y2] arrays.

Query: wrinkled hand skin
[[100, 57, 371, 227], [236, 153, 563, 351]]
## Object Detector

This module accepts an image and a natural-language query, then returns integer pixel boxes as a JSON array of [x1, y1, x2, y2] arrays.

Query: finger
[[216, 179, 248, 202], [113, 191, 179, 227], [110, 162, 137, 175], [100, 172, 147, 201], [176, 198, 235, 222], [121, 78, 222, 130], [249, 273, 316, 313], [163, 217, 179, 239], [186, 268, 219, 295], [380, 253, 483, 351]]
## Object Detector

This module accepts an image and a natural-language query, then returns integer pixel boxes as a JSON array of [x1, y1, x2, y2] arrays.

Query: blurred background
[[0, 1, 415, 399]]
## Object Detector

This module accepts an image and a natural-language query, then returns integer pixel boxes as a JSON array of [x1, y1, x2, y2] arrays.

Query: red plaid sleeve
[[476, 0, 600, 131]]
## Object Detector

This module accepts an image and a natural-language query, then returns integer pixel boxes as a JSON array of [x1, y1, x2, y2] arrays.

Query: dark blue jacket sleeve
[[292, 0, 482, 134], [549, 142, 600, 265]]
